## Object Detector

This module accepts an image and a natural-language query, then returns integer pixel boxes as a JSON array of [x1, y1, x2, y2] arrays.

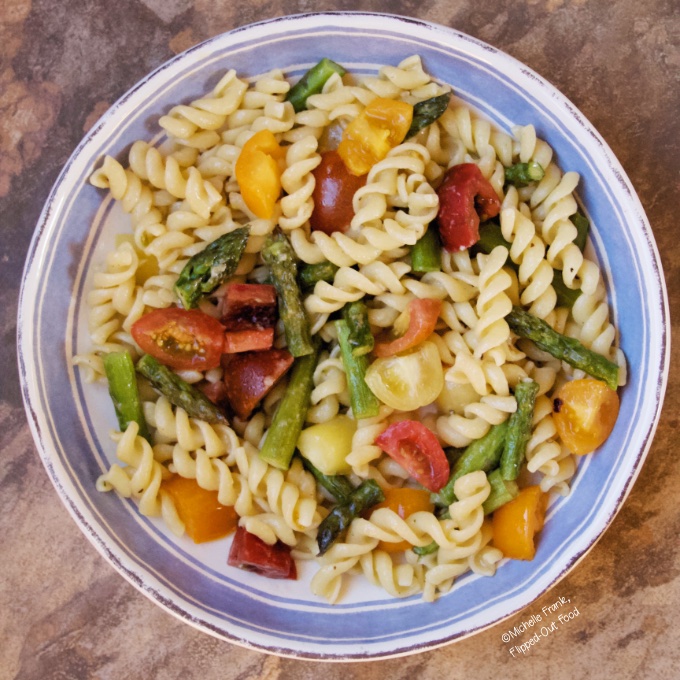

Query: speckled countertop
[[2, 1, 679, 678]]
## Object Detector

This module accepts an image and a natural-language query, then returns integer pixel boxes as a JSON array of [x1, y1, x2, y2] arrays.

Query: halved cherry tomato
[[374, 298, 442, 357], [228, 526, 297, 579], [221, 348, 294, 419], [552, 379, 620, 455], [131, 307, 225, 371], [235, 130, 284, 219], [370, 487, 434, 552], [310, 150, 367, 234], [221, 283, 277, 331], [338, 97, 413, 176], [436, 163, 501, 252], [492, 486, 547, 560], [375, 420, 450, 492], [223, 328, 274, 353], [162, 475, 238, 544]]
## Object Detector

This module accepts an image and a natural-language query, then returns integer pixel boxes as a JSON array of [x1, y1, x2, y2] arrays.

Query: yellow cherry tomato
[[338, 97, 413, 176], [370, 487, 434, 553], [492, 486, 547, 560], [235, 130, 284, 219], [365, 340, 444, 411], [552, 379, 620, 455], [297, 415, 357, 475], [162, 475, 238, 544]]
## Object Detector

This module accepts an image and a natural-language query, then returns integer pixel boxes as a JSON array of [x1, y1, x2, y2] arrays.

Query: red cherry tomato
[[310, 150, 367, 234], [220, 283, 277, 331], [227, 526, 297, 579], [436, 163, 501, 252], [375, 420, 450, 492], [131, 307, 225, 371], [373, 298, 442, 357], [223, 328, 274, 353]]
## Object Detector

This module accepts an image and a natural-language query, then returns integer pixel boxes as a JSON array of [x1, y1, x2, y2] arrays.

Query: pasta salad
[[75, 55, 625, 603]]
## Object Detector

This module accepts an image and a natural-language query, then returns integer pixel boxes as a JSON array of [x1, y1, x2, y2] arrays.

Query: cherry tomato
[[492, 486, 547, 560], [131, 307, 225, 371], [235, 130, 284, 219], [375, 420, 450, 492], [338, 97, 413, 176], [310, 150, 367, 234], [370, 487, 434, 552], [374, 298, 442, 357], [436, 163, 501, 252], [162, 475, 238, 544], [223, 328, 274, 354], [228, 526, 297, 579], [221, 348, 294, 419], [365, 340, 444, 411], [221, 283, 278, 331], [552, 379, 620, 455]]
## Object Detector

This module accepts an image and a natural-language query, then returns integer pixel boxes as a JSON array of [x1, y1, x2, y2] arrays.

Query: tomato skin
[[552, 379, 620, 455], [492, 486, 547, 560], [221, 348, 294, 419], [436, 163, 501, 252], [131, 307, 225, 371], [310, 150, 367, 234], [374, 299, 442, 357], [370, 487, 434, 552], [375, 420, 450, 492], [162, 475, 238, 544], [228, 526, 297, 579], [221, 283, 277, 331], [223, 328, 274, 354]]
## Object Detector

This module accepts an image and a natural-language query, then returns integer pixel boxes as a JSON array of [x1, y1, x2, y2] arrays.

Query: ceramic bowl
[[18, 12, 669, 660]]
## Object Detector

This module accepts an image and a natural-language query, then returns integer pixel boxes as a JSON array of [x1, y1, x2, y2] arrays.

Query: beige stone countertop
[[2, 1, 678, 678]]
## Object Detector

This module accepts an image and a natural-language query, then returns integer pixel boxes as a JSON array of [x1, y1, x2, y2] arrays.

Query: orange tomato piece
[[370, 487, 434, 553], [492, 486, 547, 560], [338, 97, 413, 176], [162, 475, 238, 544], [552, 379, 620, 455], [235, 130, 284, 219]]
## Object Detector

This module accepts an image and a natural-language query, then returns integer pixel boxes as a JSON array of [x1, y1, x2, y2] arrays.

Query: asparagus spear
[[300, 456, 355, 503], [482, 469, 520, 514], [335, 319, 381, 419], [506, 306, 619, 390], [286, 58, 347, 113], [570, 212, 590, 252], [406, 92, 452, 138], [136, 354, 227, 424], [342, 301, 374, 357], [104, 351, 151, 442], [431, 421, 509, 507], [261, 231, 314, 357], [258, 343, 320, 470], [316, 479, 385, 555], [298, 260, 339, 290], [174, 227, 249, 309], [504, 161, 545, 187], [412, 541, 439, 557], [411, 224, 442, 272], [500, 380, 540, 481]]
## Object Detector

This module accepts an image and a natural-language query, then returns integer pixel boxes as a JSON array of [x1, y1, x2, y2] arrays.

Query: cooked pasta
[[77, 55, 626, 604]]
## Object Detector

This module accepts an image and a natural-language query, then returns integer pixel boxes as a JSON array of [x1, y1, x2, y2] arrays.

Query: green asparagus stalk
[[335, 319, 381, 419], [104, 351, 151, 442], [298, 260, 339, 290], [412, 541, 439, 557], [406, 92, 452, 138], [261, 231, 314, 357], [316, 479, 385, 555], [174, 227, 249, 309], [136, 354, 227, 424], [258, 343, 320, 470], [286, 58, 347, 113], [483, 469, 520, 515], [411, 225, 442, 272], [506, 306, 619, 389], [342, 301, 374, 357], [500, 380, 540, 481], [504, 161, 545, 187], [431, 421, 509, 507], [570, 212, 589, 252], [300, 456, 355, 503]]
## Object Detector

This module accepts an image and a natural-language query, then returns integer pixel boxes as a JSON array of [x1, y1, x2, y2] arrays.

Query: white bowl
[[18, 12, 669, 660]]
